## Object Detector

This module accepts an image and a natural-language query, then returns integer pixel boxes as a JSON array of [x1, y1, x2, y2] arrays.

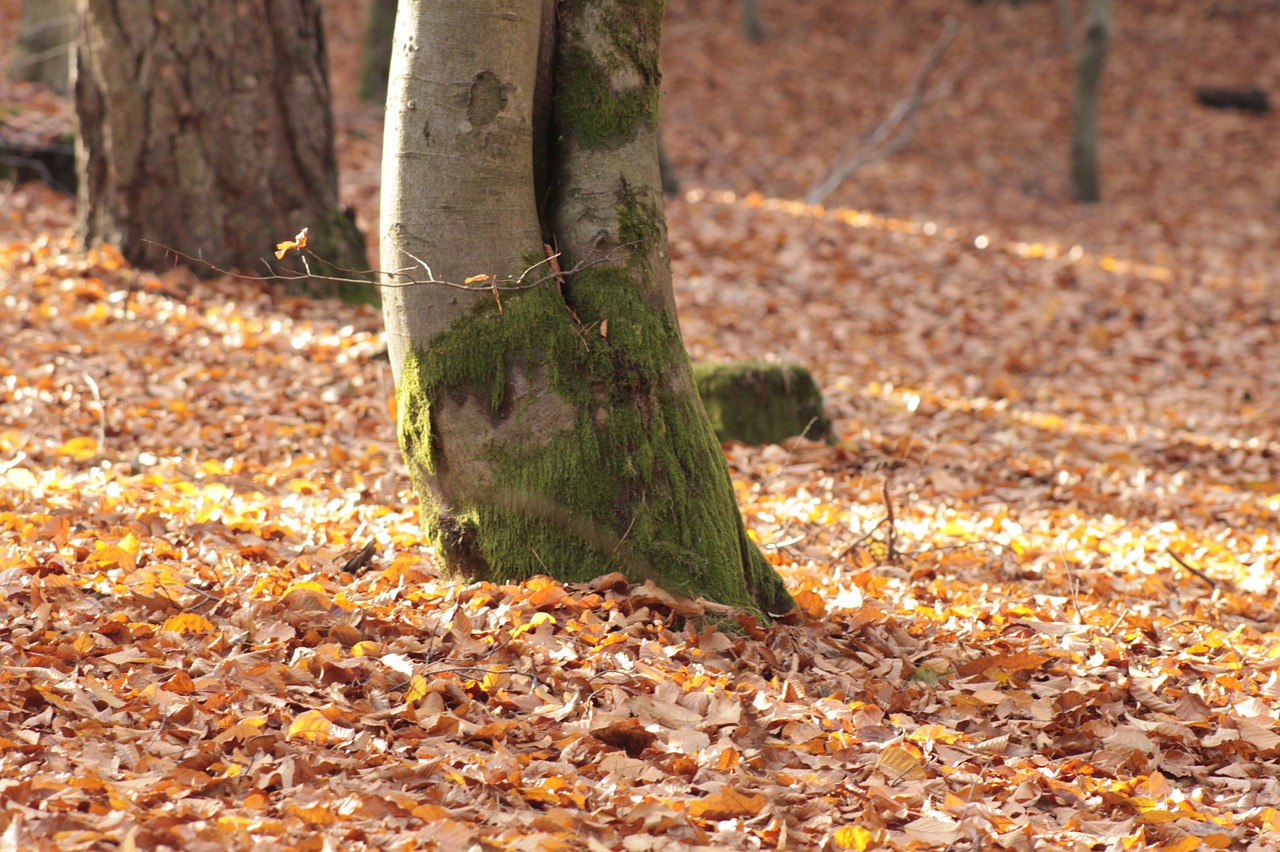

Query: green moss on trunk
[[552, 0, 664, 150], [396, 266, 793, 620]]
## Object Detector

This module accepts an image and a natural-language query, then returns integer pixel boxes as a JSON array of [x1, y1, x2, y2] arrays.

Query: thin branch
[[82, 372, 106, 450], [881, 477, 898, 564], [141, 239, 639, 296], [1166, 548, 1217, 590], [807, 17, 960, 206]]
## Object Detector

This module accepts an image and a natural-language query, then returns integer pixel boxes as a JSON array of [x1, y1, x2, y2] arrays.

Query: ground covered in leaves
[[3, 0, 1280, 849]]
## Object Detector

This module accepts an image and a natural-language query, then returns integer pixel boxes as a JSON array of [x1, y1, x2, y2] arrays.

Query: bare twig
[[807, 17, 960, 205], [82, 372, 106, 450], [141, 240, 640, 297], [881, 478, 898, 564], [1166, 548, 1217, 590]]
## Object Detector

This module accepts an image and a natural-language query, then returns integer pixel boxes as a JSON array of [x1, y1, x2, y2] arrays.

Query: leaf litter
[[2, 0, 1280, 849]]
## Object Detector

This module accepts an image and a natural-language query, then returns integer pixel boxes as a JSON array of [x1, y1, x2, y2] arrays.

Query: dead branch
[[807, 17, 960, 206], [1166, 548, 1217, 590]]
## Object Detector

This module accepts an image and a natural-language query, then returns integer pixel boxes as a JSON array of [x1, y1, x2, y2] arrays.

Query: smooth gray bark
[[380, 0, 546, 382]]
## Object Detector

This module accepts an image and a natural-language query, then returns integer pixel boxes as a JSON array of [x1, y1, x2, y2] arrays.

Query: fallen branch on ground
[[807, 17, 960, 206]]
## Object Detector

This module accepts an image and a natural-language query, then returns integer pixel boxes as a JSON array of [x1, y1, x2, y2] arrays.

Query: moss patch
[[693, 362, 832, 445], [553, 46, 658, 149], [552, 0, 664, 149]]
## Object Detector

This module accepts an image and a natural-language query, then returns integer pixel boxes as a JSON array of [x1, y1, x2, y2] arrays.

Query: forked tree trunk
[[381, 0, 795, 621], [1069, 0, 1111, 203], [75, 0, 367, 293]]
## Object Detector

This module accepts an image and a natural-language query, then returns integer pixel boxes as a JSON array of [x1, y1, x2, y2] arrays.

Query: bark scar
[[467, 71, 506, 126]]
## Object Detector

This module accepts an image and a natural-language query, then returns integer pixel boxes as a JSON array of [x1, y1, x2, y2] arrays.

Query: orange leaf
[[687, 788, 766, 821], [274, 227, 309, 259], [288, 709, 332, 742], [162, 613, 217, 635], [58, 436, 100, 460]]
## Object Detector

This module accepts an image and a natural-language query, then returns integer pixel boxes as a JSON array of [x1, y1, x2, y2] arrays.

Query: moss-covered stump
[[693, 362, 832, 445]]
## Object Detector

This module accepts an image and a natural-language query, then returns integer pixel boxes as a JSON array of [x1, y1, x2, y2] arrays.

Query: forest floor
[[3, 0, 1280, 849]]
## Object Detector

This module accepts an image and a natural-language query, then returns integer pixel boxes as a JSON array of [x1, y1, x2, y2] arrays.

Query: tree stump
[[693, 362, 832, 445]]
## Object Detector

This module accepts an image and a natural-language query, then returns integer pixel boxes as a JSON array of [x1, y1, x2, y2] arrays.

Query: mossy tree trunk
[[75, 0, 367, 291], [1068, 0, 1111, 203], [381, 0, 795, 621]]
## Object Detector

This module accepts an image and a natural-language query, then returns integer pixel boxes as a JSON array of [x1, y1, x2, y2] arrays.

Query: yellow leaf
[[162, 613, 217, 635], [288, 710, 332, 742], [58, 436, 100, 460], [464, 274, 491, 284], [511, 611, 557, 639], [405, 675, 429, 703], [832, 825, 874, 851]]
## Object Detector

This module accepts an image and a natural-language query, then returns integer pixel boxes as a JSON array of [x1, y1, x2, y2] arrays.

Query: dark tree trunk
[[741, 0, 764, 42], [1068, 0, 1111, 203], [360, 0, 397, 105], [75, 0, 367, 292]]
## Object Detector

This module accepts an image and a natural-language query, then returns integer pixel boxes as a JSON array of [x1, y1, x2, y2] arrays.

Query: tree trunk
[[75, 0, 368, 296], [741, 0, 764, 42], [8, 0, 75, 93], [1068, 0, 1111, 203], [381, 0, 795, 622], [359, 0, 397, 105]]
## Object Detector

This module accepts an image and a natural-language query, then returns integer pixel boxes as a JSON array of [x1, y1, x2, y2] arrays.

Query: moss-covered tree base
[[693, 362, 832, 445], [396, 268, 795, 622]]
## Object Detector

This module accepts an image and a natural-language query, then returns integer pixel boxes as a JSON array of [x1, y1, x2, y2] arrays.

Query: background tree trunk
[[741, 0, 764, 42], [75, 0, 367, 294], [359, 0, 397, 105], [382, 0, 795, 621], [8, 0, 75, 93], [1069, 0, 1111, 203]]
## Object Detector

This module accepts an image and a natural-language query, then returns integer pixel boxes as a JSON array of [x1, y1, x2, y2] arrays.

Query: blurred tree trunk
[[741, 0, 764, 42], [381, 0, 795, 621], [8, 0, 74, 92], [1069, 0, 1111, 203], [359, 0, 397, 104], [75, 0, 368, 297]]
